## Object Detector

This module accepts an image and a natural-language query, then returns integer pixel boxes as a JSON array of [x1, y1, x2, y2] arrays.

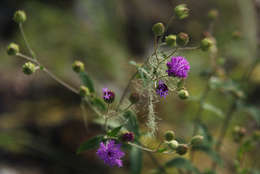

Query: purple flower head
[[166, 56, 190, 78], [96, 140, 125, 167], [121, 132, 134, 142], [103, 88, 115, 104], [156, 80, 169, 98]]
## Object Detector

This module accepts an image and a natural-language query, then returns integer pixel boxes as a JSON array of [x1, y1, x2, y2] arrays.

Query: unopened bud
[[177, 32, 189, 46], [176, 144, 188, 155], [7, 43, 19, 56], [129, 92, 140, 104], [208, 9, 219, 20], [79, 86, 90, 97], [174, 4, 189, 20], [191, 135, 204, 146], [22, 62, 37, 75], [72, 60, 85, 73], [178, 89, 189, 100], [164, 130, 175, 141], [165, 35, 177, 47], [121, 132, 135, 142], [167, 140, 179, 150], [13, 10, 27, 23], [200, 38, 213, 51], [152, 22, 165, 36]]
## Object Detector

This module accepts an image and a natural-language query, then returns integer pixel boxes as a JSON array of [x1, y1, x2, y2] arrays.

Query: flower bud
[[103, 88, 115, 104], [174, 4, 189, 20], [72, 60, 85, 73], [233, 126, 246, 142], [79, 86, 90, 97], [178, 89, 189, 100], [165, 35, 177, 47], [176, 32, 189, 46], [152, 22, 165, 36], [164, 130, 175, 141], [22, 62, 37, 75], [167, 140, 179, 150], [13, 10, 27, 23], [129, 92, 140, 104], [176, 144, 188, 155], [121, 132, 134, 142], [190, 135, 204, 146], [7, 43, 19, 56], [200, 38, 213, 51], [208, 9, 219, 20]]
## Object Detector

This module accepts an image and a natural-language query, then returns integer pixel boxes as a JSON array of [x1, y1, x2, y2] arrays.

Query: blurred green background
[[0, 0, 259, 174]]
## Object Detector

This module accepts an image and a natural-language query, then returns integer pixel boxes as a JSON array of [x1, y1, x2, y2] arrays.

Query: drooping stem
[[19, 23, 36, 59]]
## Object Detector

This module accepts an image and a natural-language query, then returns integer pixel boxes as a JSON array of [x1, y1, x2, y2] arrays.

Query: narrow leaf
[[130, 146, 142, 174], [123, 110, 139, 137], [107, 126, 122, 137], [202, 103, 224, 118], [79, 72, 95, 93], [77, 135, 103, 154]]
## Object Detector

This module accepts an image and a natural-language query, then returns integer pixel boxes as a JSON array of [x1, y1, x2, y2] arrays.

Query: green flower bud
[[208, 9, 219, 20], [174, 4, 189, 20], [165, 35, 177, 47], [233, 126, 246, 143], [13, 10, 27, 23], [129, 92, 140, 104], [167, 140, 179, 150], [178, 89, 189, 100], [22, 62, 37, 75], [152, 22, 165, 36], [164, 130, 175, 141], [200, 38, 214, 51], [176, 32, 189, 46], [7, 43, 19, 56], [190, 135, 204, 146], [72, 60, 85, 73], [176, 144, 188, 155], [79, 86, 90, 97]]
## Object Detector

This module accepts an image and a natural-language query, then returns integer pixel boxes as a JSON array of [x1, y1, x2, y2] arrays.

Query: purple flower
[[156, 80, 169, 98], [103, 88, 115, 103], [166, 56, 190, 78], [96, 140, 125, 167], [121, 132, 134, 142]]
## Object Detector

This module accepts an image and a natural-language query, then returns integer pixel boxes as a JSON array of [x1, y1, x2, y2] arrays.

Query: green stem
[[19, 23, 36, 59]]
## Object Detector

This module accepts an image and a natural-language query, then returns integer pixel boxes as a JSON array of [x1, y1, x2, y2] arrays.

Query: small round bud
[[233, 126, 246, 142], [208, 9, 219, 20], [200, 38, 214, 51], [72, 60, 85, 73], [176, 144, 188, 155], [164, 130, 175, 141], [152, 22, 165, 36], [167, 140, 179, 150], [191, 135, 204, 147], [22, 62, 37, 75], [129, 92, 140, 104], [174, 4, 189, 20], [232, 31, 241, 40], [176, 32, 189, 46], [165, 35, 177, 47], [178, 89, 189, 100], [79, 86, 90, 97], [7, 43, 19, 56], [13, 10, 27, 23], [121, 132, 134, 142]]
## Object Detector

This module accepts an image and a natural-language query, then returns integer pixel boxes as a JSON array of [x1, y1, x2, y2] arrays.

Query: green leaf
[[107, 126, 122, 137], [245, 106, 260, 125], [79, 72, 95, 93], [123, 110, 139, 137], [77, 135, 103, 154], [91, 97, 107, 112], [130, 146, 142, 174], [202, 103, 224, 118], [165, 157, 201, 174]]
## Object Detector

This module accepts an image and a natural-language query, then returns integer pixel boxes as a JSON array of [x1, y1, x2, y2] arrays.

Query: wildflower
[[166, 56, 190, 78], [96, 140, 125, 167], [156, 80, 169, 98], [103, 88, 115, 104], [121, 132, 134, 142]]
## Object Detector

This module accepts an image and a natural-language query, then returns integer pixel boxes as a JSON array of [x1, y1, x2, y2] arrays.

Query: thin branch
[[19, 23, 36, 59]]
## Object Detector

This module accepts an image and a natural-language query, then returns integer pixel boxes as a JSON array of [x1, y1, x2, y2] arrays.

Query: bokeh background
[[0, 0, 259, 174]]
